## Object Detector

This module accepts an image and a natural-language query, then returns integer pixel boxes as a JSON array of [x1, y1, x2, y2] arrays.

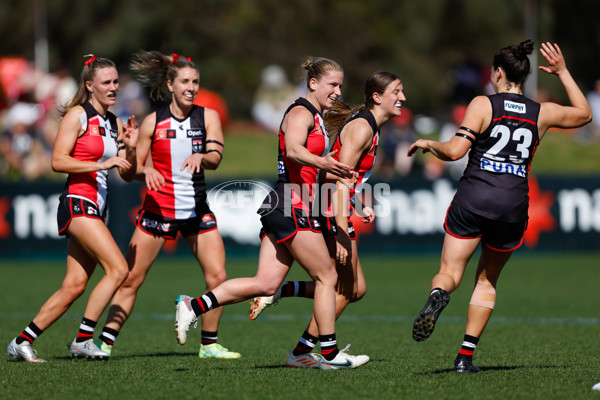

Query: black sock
[[201, 330, 218, 346], [191, 292, 219, 316], [16, 321, 43, 345], [292, 330, 318, 356], [280, 281, 308, 298], [75, 317, 97, 343], [99, 326, 120, 346], [458, 334, 479, 359], [319, 333, 339, 361]]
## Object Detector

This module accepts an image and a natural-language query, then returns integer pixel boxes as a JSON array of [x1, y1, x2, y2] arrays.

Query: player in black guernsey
[[408, 41, 591, 373]]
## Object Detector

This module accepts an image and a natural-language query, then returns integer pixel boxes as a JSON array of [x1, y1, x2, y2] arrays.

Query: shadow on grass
[[423, 364, 564, 374], [53, 351, 198, 361]]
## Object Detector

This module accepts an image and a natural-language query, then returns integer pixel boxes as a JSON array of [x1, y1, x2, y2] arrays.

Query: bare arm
[[407, 96, 489, 160], [52, 106, 132, 174], [201, 108, 224, 170], [284, 106, 353, 177], [134, 112, 166, 191], [538, 42, 592, 136]]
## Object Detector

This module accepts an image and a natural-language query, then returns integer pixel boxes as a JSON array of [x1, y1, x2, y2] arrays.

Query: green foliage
[[1, 253, 599, 399], [2, 0, 599, 119]]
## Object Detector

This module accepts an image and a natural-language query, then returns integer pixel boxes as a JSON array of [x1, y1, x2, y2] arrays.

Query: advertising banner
[[1, 175, 599, 258]]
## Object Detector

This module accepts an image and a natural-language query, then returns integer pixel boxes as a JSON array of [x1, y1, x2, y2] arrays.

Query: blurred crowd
[[0, 57, 150, 182], [2, 57, 597, 183]]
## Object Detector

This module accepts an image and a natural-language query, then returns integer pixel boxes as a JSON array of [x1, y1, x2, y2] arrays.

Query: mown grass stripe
[[1, 312, 598, 325]]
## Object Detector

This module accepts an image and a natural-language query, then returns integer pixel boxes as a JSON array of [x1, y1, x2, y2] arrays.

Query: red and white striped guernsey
[[143, 105, 208, 219], [63, 102, 119, 214]]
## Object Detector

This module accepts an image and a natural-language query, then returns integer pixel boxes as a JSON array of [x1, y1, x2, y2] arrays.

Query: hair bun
[[517, 39, 534, 59]]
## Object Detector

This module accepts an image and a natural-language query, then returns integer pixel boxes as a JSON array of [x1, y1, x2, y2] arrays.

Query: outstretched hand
[[407, 139, 430, 157], [122, 115, 139, 149], [538, 42, 566, 76], [322, 149, 354, 178]]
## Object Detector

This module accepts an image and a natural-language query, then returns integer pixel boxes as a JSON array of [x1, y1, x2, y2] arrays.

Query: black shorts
[[321, 217, 356, 241], [57, 195, 106, 237], [259, 207, 322, 243], [444, 203, 528, 251], [136, 209, 218, 240]]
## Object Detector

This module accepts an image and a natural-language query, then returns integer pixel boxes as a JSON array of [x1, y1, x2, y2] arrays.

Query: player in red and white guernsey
[[174, 58, 370, 370], [7, 55, 139, 362], [408, 41, 591, 373], [249, 71, 406, 365], [95, 51, 240, 359]]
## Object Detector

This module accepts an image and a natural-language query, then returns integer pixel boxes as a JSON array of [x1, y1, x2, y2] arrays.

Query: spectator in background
[[439, 104, 469, 180], [378, 106, 419, 177], [0, 97, 50, 180], [112, 71, 150, 123], [194, 87, 230, 129], [252, 64, 300, 133]]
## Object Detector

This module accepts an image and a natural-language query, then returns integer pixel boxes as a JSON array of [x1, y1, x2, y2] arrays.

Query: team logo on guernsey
[[504, 100, 526, 114], [192, 139, 203, 153], [156, 129, 177, 140]]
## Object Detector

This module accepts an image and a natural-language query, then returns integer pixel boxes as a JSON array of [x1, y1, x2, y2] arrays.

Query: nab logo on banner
[[0, 194, 61, 240]]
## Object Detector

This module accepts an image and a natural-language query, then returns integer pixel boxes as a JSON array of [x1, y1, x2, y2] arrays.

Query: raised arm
[[116, 115, 138, 182], [537, 42, 592, 136]]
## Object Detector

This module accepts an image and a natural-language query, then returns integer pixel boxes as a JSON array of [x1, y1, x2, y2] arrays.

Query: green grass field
[[1, 252, 599, 399], [208, 125, 600, 180]]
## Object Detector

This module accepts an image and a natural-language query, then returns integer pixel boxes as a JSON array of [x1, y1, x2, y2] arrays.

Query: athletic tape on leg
[[469, 284, 496, 309]]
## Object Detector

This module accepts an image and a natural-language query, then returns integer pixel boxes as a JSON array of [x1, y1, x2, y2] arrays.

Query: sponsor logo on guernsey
[[504, 100, 526, 114], [481, 157, 526, 177], [277, 161, 286, 175], [90, 126, 100, 136], [109, 129, 118, 139], [87, 206, 98, 215], [158, 222, 170, 232], [99, 127, 106, 137], [187, 129, 205, 138], [166, 129, 177, 139], [202, 214, 214, 223]]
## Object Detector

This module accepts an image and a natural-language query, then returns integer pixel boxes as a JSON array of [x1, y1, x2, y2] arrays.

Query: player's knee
[[62, 280, 87, 302], [205, 270, 227, 289], [469, 283, 496, 309], [353, 284, 367, 302]]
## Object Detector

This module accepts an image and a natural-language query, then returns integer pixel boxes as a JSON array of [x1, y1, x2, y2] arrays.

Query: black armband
[[206, 149, 223, 158], [118, 145, 126, 151], [458, 126, 477, 135], [206, 139, 224, 147], [455, 133, 476, 144]]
